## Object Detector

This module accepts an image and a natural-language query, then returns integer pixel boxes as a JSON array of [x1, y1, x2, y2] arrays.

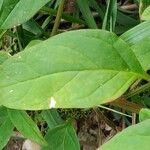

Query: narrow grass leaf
[[77, 0, 98, 28]]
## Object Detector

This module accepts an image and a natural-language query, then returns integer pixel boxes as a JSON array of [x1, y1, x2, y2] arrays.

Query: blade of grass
[[102, 0, 117, 31], [23, 19, 44, 36], [98, 105, 132, 118], [77, 0, 98, 28]]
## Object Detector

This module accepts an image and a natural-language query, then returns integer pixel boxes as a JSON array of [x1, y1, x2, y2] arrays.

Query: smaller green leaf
[[7, 109, 47, 146], [100, 119, 150, 150], [139, 108, 150, 122], [42, 109, 63, 129], [0, 0, 51, 29], [142, 5, 150, 20], [42, 123, 80, 150], [0, 116, 14, 150]]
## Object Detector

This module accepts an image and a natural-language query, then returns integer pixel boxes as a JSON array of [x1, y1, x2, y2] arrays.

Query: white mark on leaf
[[49, 97, 56, 108]]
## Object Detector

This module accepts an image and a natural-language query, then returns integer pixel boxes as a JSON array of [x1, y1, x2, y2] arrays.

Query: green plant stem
[[98, 105, 132, 118], [126, 82, 150, 98], [51, 0, 65, 36]]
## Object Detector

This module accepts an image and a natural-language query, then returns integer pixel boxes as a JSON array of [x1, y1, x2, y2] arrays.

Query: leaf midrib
[[0, 69, 140, 89]]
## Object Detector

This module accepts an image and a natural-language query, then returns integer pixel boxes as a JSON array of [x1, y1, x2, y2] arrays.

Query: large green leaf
[[0, 0, 50, 29], [0, 30, 148, 110], [100, 119, 150, 150], [7, 109, 47, 146], [42, 123, 80, 150]]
